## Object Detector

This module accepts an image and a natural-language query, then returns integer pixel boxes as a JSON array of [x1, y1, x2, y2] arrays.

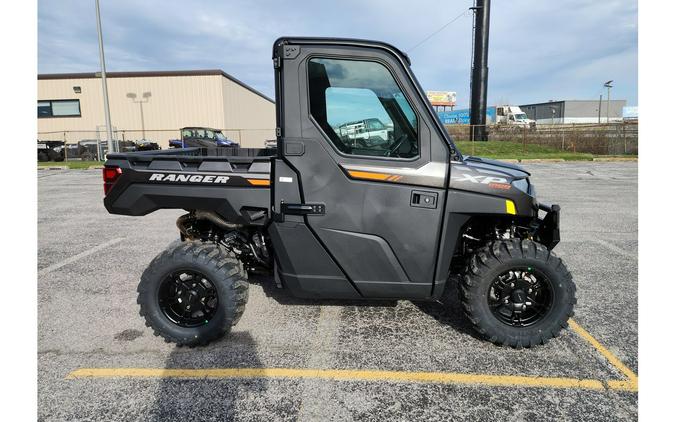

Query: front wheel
[[137, 240, 248, 346], [460, 239, 576, 348]]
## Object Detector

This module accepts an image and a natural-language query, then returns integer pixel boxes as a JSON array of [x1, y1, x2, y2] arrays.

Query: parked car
[[37, 140, 65, 162]]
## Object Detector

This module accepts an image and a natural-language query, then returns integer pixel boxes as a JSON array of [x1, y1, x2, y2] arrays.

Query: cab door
[[273, 40, 451, 299]]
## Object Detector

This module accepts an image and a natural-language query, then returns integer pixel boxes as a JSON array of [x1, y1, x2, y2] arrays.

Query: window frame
[[37, 99, 81, 118], [306, 55, 421, 162]]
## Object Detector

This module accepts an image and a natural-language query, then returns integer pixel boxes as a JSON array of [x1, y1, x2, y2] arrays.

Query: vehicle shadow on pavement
[[413, 278, 483, 340], [249, 273, 398, 308], [148, 332, 269, 421]]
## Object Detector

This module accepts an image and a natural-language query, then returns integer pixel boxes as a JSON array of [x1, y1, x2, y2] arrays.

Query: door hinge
[[276, 127, 282, 137], [273, 57, 282, 69]]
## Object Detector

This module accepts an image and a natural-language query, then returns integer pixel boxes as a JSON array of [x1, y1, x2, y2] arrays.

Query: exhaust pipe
[[176, 211, 242, 238], [194, 210, 242, 230]]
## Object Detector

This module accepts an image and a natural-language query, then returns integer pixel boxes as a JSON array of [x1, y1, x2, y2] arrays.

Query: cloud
[[38, 0, 637, 105]]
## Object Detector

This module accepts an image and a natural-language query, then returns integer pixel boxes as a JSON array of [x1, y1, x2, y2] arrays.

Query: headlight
[[53, 146, 63, 152], [511, 178, 529, 193]]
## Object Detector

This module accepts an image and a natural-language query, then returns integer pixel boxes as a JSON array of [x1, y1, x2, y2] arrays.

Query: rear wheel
[[460, 239, 576, 348], [137, 240, 248, 346]]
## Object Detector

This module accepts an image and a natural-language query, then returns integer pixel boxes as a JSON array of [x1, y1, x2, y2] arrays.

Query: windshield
[[515, 113, 528, 121], [215, 132, 227, 141]]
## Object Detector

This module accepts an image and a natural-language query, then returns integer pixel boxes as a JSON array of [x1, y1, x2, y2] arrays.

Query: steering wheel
[[385, 134, 407, 157]]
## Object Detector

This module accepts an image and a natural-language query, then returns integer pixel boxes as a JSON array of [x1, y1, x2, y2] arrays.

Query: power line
[[408, 8, 471, 53]]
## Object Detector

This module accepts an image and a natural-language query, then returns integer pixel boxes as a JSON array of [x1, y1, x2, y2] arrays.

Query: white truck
[[335, 118, 392, 146], [495, 105, 535, 128]]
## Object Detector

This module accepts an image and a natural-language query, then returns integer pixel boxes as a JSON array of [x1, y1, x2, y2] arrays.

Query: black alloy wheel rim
[[487, 267, 554, 327], [158, 270, 219, 328]]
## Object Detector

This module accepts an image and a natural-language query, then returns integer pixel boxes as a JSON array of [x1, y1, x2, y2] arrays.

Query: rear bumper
[[536, 203, 561, 249]]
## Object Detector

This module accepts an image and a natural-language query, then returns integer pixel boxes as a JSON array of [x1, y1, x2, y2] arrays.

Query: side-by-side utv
[[103, 37, 575, 348]]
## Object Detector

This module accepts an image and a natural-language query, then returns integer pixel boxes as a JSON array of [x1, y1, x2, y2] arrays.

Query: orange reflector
[[347, 170, 394, 181], [247, 178, 270, 186]]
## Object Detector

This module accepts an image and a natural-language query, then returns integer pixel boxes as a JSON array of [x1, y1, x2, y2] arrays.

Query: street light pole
[[604, 80, 613, 123], [138, 101, 145, 140], [95, 0, 115, 154], [126, 92, 152, 140]]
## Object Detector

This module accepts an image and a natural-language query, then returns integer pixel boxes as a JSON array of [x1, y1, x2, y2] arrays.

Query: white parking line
[[38, 238, 124, 276], [590, 239, 636, 261], [563, 237, 636, 261]]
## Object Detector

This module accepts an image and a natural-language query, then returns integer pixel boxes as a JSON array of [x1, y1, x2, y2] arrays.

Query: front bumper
[[536, 203, 561, 249]]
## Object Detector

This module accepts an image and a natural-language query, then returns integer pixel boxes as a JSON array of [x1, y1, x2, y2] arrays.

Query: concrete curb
[[38, 166, 68, 170], [592, 157, 638, 162], [37, 165, 105, 171], [502, 157, 637, 163]]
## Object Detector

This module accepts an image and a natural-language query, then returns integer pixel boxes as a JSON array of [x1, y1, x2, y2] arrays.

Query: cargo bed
[[103, 147, 274, 224]]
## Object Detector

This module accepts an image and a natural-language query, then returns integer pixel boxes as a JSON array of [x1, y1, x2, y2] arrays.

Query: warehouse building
[[37, 70, 276, 148], [519, 100, 626, 124]]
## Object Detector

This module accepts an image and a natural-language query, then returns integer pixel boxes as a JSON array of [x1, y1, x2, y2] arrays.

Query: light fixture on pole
[[603, 80, 613, 123], [126, 92, 152, 140]]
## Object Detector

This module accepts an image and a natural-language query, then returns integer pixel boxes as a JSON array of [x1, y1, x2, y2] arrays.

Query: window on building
[[37, 100, 81, 118], [308, 58, 418, 159]]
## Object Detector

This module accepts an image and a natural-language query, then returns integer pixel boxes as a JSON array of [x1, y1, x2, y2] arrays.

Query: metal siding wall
[[564, 100, 626, 119], [220, 78, 275, 147]]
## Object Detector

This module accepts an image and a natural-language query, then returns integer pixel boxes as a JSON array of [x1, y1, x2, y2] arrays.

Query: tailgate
[[103, 155, 271, 225]]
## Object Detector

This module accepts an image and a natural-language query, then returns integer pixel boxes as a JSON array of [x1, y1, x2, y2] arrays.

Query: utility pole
[[469, 0, 491, 142], [604, 80, 613, 123], [95, 0, 115, 154], [598, 94, 602, 124]]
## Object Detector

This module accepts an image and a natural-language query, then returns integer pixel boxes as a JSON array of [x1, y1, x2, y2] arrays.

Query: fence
[[445, 122, 638, 156], [37, 128, 276, 161], [38, 123, 638, 162]]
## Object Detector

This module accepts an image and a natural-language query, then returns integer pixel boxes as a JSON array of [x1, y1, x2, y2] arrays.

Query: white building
[[38, 69, 276, 148]]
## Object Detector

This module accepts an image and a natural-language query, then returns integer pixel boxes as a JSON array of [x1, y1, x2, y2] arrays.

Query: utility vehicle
[[169, 127, 239, 148], [103, 37, 575, 348]]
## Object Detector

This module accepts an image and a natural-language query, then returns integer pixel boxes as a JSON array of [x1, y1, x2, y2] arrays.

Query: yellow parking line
[[568, 319, 638, 391], [65, 321, 637, 393], [66, 367, 605, 391]]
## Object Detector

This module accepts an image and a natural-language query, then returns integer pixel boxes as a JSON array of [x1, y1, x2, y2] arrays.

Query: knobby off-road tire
[[460, 239, 576, 348], [137, 240, 248, 346]]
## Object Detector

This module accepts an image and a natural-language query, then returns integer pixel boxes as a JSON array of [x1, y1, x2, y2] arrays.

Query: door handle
[[280, 202, 326, 215], [410, 190, 438, 209]]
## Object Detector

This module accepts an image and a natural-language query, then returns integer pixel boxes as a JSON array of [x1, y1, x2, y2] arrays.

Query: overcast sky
[[38, 0, 638, 107]]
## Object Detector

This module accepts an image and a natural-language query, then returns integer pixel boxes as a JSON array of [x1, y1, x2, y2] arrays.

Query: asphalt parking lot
[[38, 161, 638, 421]]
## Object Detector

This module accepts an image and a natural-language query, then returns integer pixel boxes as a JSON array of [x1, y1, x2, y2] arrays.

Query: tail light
[[103, 166, 122, 195]]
